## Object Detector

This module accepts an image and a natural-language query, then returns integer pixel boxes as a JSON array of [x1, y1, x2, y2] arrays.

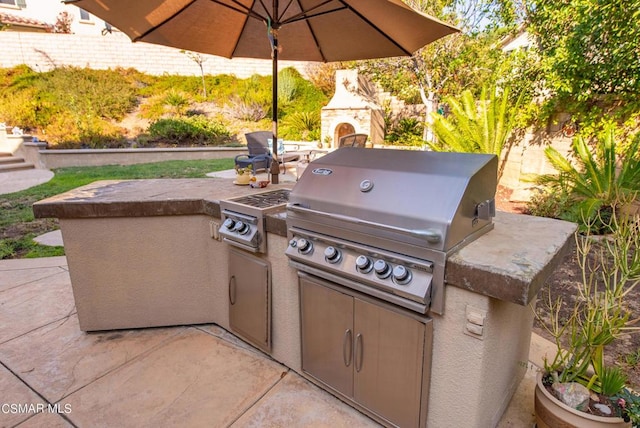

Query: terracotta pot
[[535, 372, 631, 428]]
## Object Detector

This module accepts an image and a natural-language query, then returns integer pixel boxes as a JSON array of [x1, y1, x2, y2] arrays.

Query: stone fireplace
[[320, 69, 384, 148]]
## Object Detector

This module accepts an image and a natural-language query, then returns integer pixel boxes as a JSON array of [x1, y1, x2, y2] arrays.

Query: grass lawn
[[0, 158, 235, 259]]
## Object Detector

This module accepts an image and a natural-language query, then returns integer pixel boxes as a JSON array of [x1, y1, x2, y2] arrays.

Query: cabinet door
[[354, 298, 425, 428], [300, 277, 354, 397], [228, 248, 270, 353]]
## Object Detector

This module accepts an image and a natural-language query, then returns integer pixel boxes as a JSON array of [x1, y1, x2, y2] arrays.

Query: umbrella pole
[[270, 16, 280, 184]]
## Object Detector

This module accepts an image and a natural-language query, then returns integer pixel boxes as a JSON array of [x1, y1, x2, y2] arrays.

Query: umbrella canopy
[[66, 0, 459, 182]]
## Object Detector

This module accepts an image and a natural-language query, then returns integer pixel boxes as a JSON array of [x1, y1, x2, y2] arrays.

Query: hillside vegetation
[[0, 65, 328, 148]]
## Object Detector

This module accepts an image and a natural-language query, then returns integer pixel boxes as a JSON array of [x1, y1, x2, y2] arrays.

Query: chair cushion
[[235, 154, 271, 172]]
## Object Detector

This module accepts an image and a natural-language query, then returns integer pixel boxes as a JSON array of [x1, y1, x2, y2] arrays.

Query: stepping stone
[[34, 230, 63, 247]]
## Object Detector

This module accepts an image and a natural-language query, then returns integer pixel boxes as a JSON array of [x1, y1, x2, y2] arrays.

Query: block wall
[[0, 32, 309, 78]]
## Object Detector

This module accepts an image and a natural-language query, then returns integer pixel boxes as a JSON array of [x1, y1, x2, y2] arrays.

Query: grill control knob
[[232, 221, 249, 235], [324, 246, 341, 263], [223, 218, 236, 230], [355, 255, 373, 273], [297, 238, 313, 255], [392, 265, 412, 285], [289, 239, 297, 248], [373, 259, 392, 279]]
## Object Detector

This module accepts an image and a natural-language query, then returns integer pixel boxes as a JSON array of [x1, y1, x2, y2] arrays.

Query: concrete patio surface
[[0, 169, 54, 195], [0, 256, 547, 427]]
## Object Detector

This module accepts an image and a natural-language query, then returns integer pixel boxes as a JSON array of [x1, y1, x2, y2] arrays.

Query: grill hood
[[288, 148, 498, 253]]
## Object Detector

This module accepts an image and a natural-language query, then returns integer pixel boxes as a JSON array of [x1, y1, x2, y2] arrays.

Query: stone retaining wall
[[39, 147, 246, 169]]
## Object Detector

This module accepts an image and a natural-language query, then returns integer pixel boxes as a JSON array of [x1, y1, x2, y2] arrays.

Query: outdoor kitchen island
[[33, 177, 576, 428]]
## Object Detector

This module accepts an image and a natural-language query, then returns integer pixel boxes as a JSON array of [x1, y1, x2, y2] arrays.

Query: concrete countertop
[[33, 178, 576, 307], [33, 178, 295, 227], [447, 211, 576, 306]]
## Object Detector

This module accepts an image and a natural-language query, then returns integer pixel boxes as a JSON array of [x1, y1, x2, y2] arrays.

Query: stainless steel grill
[[285, 147, 498, 314]]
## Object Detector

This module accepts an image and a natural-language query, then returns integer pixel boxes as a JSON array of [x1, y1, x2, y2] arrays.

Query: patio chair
[[338, 133, 368, 148], [235, 131, 273, 173], [236, 131, 300, 174]]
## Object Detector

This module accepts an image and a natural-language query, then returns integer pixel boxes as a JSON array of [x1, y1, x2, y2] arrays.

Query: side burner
[[219, 189, 290, 253], [227, 189, 291, 212]]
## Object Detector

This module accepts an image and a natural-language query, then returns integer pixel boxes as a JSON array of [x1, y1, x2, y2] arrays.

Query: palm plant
[[428, 85, 522, 180], [538, 123, 640, 232]]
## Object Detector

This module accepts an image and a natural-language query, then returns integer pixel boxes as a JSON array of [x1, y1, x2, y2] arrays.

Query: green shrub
[[278, 68, 298, 104], [144, 115, 232, 146], [139, 90, 192, 119], [280, 111, 320, 140], [39, 67, 137, 121], [202, 74, 244, 102], [278, 67, 328, 116], [0, 65, 137, 136], [45, 115, 128, 149], [526, 186, 574, 219], [163, 90, 191, 116], [139, 94, 168, 120], [386, 117, 424, 146], [239, 75, 272, 108], [0, 88, 43, 128]]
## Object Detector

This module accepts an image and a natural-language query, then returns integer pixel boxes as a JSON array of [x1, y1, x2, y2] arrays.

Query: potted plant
[[234, 164, 253, 185], [535, 211, 640, 427]]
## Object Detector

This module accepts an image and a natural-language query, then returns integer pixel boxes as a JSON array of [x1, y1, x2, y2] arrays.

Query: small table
[[291, 149, 327, 162]]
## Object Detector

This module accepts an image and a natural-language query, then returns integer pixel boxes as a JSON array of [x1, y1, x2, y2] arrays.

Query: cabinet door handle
[[355, 333, 363, 373], [342, 329, 352, 367], [228, 275, 236, 305]]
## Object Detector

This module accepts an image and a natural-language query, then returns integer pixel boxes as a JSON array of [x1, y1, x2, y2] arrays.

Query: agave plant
[[280, 111, 320, 140], [428, 85, 522, 180], [539, 123, 640, 231]]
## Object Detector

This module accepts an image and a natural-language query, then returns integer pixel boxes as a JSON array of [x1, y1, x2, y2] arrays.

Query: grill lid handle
[[476, 199, 496, 221], [287, 203, 442, 243]]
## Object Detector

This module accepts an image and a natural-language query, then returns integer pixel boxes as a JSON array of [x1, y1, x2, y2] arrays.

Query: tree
[[53, 12, 73, 34], [359, 0, 518, 142], [181, 50, 207, 98], [529, 0, 640, 99], [527, 0, 640, 115]]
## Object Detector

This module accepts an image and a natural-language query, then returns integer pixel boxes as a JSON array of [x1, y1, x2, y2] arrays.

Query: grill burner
[[230, 189, 290, 209]]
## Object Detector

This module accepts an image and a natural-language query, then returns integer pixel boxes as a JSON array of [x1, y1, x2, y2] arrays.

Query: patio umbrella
[[65, 0, 458, 183]]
